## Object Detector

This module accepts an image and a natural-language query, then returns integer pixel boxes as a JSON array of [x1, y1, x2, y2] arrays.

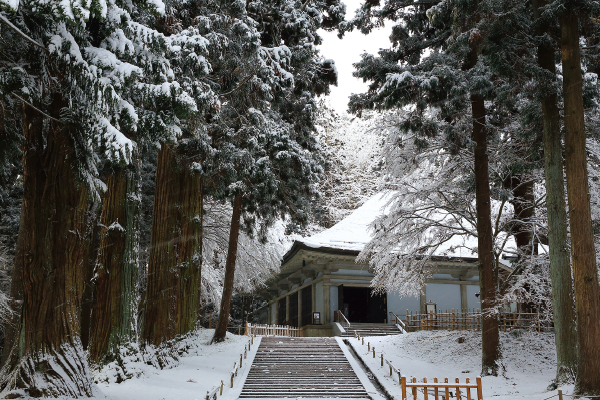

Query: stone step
[[239, 337, 368, 399]]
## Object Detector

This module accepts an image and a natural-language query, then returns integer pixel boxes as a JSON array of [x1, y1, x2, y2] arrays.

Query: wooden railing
[[402, 377, 482, 400], [401, 309, 552, 332], [334, 310, 351, 331], [389, 311, 406, 333], [245, 323, 303, 337]]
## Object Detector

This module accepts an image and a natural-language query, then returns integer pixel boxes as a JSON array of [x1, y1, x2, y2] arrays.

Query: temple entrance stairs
[[339, 323, 403, 337], [239, 337, 369, 399]]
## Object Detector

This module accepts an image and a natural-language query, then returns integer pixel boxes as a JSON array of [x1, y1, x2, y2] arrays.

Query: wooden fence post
[[412, 377, 417, 400], [220, 380, 224, 396], [381, 353, 384, 366], [434, 377, 438, 400], [558, 390, 563, 400], [373, 347, 375, 358], [444, 378, 449, 400], [401, 376, 407, 400]]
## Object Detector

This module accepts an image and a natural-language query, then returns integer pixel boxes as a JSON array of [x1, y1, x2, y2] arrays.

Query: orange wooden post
[[434, 378, 439, 400], [455, 378, 461, 400], [444, 378, 449, 400], [412, 377, 417, 400], [466, 378, 471, 400], [401, 376, 407, 400], [423, 378, 428, 400], [476, 377, 482, 400]]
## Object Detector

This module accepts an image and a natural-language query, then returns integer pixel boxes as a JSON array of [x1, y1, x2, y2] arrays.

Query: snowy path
[[239, 337, 372, 399]]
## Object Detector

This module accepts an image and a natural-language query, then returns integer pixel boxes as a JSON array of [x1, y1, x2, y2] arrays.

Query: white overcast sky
[[318, 0, 393, 114]]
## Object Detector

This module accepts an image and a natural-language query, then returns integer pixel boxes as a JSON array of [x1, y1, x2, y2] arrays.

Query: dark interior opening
[[277, 297, 286, 325], [288, 292, 298, 327], [301, 285, 312, 326], [341, 286, 387, 323]]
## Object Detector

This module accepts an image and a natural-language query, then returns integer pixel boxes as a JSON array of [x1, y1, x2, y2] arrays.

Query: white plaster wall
[[425, 283, 462, 311], [386, 292, 421, 323], [330, 285, 338, 319], [466, 284, 481, 310], [315, 281, 324, 320]]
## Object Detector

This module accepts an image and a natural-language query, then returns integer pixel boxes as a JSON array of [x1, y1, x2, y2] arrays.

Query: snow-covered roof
[[301, 192, 393, 252], [293, 191, 516, 262]]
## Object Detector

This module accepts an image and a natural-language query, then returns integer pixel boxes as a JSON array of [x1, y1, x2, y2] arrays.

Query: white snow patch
[[94, 329, 258, 400], [347, 330, 571, 400]]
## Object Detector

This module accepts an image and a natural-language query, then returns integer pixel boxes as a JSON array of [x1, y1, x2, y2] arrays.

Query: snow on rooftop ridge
[[300, 191, 394, 251], [295, 191, 517, 259]]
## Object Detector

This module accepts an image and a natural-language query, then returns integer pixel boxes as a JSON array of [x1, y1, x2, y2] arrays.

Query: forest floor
[[85, 328, 566, 400]]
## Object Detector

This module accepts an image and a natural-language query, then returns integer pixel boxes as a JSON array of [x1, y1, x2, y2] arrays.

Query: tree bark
[[532, 0, 578, 383], [88, 161, 140, 364], [471, 93, 501, 376], [0, 96, 95, 397], [560, 13, 600, 394], [510, 178, 536, 255], [142, 144, 203, 346], [81, 200, 102, 352], [461, 5, 501, 375], [212, 194, 243, 343]]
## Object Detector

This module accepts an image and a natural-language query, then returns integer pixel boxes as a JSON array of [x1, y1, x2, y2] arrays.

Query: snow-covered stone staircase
[[239, 337, 369, 398], [340, 323, 403, 338]]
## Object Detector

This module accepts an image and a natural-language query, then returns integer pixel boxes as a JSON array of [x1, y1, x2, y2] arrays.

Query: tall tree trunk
[[0, 96, 95, 397], [510, 178, 536, 255], [0, 102, 42, 370], [560, 13, 600, 394], [532, 0, 578, 383], [88, 160, 140, 364], [142, 144, 203, 346], [472, 93, 501, 376], [81, 201, 102, 352], [461, 6, 501, 374], [212, 194, 243, 343]]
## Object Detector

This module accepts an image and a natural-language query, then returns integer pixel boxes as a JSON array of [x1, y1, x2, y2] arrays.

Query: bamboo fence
[[401, 309, 552, 333]]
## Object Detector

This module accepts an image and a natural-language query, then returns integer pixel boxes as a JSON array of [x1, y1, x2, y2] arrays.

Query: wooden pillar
[[298, 289, 303, 327], [312, 283, 316, 314], [460, 284, 468, 311], [323, 282, 330, 324], [285, 295, 290, 325]]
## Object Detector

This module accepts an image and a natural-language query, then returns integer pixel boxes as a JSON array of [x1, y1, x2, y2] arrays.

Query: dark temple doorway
[[339, 286, 387, 323]]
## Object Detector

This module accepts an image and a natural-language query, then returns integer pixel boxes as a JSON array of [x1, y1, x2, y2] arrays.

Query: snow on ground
[[93, 329, 259, 400], [347, 330, 574, 400]]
